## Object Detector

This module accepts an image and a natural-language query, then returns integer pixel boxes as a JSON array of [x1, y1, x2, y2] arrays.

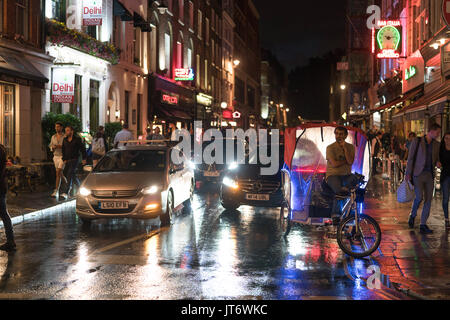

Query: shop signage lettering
[[82, 0, 103, 26], [375, 21, 402, 59], [196, 93, 212, 106], [222, 110, 233, 119], [175, 68, 194, 81], [405, 66, 417, 80], [162, 94, 178, 105], [52, 68, 75, 103]]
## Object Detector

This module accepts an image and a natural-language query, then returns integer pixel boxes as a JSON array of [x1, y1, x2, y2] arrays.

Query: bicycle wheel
[[336, 214, 381, 258], [279, 201, 291, 237]]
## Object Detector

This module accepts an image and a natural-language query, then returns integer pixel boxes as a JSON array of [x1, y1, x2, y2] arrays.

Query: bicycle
[[280, 174, 382, 258]]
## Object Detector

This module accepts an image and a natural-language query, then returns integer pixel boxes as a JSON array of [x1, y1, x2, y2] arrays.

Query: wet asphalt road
[[0, 183, 403, 300]]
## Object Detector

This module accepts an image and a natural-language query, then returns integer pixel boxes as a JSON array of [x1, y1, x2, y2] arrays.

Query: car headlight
[[228, 162, 238, 170], [79, 187, 91, 196], [142, 185, 159, 194], [223, 176, 239, 189]]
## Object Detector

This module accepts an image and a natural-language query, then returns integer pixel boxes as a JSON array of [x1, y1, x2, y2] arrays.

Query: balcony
[[45, 19, 120, 64]]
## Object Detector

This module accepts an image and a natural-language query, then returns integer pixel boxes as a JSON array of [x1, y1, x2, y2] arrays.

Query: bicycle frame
[[339, 189, 360, 234]]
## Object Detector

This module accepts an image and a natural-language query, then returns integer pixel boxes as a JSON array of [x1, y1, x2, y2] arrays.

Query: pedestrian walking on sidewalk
[[49, 122, 67, 198], [405, 123, 441, 234], [60, 126, 87, 200], [439, 131, 450, 230], [371, 131, 383, 175], [0, 144, 15, 251]]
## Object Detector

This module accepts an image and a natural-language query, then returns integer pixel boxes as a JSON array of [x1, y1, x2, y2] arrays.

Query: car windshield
[[94, 150, 166, 172]]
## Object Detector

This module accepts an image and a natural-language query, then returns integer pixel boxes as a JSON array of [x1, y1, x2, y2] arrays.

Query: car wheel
[[161, 191, 174, 226], [182, 180, 194, 214], [221, 201, 239, 210]]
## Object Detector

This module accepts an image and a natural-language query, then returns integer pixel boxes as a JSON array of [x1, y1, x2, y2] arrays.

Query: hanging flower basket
[[46, 19, 120, 65]]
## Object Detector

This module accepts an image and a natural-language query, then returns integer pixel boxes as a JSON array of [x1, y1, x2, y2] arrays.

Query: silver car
[[76, 144, 195, 226]]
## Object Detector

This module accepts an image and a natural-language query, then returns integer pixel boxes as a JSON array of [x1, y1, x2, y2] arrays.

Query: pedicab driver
[[326, 126, 358, 219]]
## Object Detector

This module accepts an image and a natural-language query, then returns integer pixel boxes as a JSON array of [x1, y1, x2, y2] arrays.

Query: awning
[[155, 106, 192, 120], [133, 12, 151, 32], [371, 87, 422, 113], [399, 80, 450, 117], [0, 47, 48, 87], [113, 0, 133, 21]]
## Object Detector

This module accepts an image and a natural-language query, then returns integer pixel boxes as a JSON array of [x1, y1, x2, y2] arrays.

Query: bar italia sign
[[52, 68, 75, 103], [375, 20, 402, 59], [83, 0, 103, 26]]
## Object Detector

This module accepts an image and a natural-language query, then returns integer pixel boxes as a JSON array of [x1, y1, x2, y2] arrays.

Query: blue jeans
[[327, 174, 359, 215], [442, 176, 450, 220], [0, 194, 14, 243]]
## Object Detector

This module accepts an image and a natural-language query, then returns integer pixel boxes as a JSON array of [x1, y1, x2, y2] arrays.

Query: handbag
[[397, 179, 414, 203]]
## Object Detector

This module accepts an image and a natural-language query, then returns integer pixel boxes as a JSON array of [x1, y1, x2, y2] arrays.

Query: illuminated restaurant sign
[[161, 92, 179, 105], [174, 68, 194, 81], [375, 20, 402, 59], [82, 0, 103, 26], [52, 68, 75, 103], [404, 66, 417, 80]]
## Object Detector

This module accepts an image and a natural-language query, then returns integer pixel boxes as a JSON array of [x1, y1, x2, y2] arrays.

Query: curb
[[391, 282, 430, 300], [0, 199, 76, 228]]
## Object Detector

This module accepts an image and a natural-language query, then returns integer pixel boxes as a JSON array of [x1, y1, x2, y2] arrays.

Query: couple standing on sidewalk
[[49, 122, 86, 200], [405, 123, 450, 234]]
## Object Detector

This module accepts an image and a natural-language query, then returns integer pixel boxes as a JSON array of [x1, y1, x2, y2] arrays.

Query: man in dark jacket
[[60, 125, 87, 200], [0, 144, 15, 251]]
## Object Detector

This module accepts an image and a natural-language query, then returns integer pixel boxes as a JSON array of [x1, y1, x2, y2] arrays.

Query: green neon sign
[[405, 66, 417, 80]]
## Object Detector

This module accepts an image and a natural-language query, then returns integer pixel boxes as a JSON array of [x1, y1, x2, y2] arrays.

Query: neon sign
[[405, 66, 417, 80], [161, 93, 178, 105], [232, 111, 241, 119], [375, 21, 402, 59], [174, 68, 194, 81]]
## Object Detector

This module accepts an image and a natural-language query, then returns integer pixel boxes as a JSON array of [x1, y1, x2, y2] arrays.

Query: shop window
[[0, 84, 15, 157], [89, 80, 100, 134], [51, 0, 66, 23], [15, 0, 29, 40], [70, 75, 82, 122]]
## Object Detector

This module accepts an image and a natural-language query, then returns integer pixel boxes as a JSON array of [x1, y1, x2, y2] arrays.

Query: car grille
[[91, 204, 138, 214], [91, 190, 139, 198], [238, 179, 280, 194]]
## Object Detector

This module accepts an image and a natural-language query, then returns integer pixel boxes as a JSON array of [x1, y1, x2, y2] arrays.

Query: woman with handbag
[[440, 131, 450, 229], [92, 131, 106, 167]]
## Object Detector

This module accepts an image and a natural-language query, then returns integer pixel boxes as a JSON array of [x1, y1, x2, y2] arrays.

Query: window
[[113, 16, 122, 50], [164, 33, 171, 73], [211, 9, 215, 31], [150, 25, 157, 72], [0, 0, 2, 32], [51, 0, 66, 22], [90, 80, 100, 134], [87, 25, 97, 39], [196, 54, 200, 87], [178, 0, 184, 22], [187, 47, 192, 68], [176, 41, 182, 69], [205, 18, 209, 43], [168, 0, 173, 12], [204, 59, 208, 89], [197, 10, 202, 38], [211, 39, 215, 64], [137, 94, 142, 135], [70, 75, 82, 121], [235, 77, 245, 103], [247, 86, 255, 108], [189, 2, 194, 29], [125, 90, 130, 125], [0, 84, 15, 156], [134, 28, 142, 66], [15, 0, 29, 40]]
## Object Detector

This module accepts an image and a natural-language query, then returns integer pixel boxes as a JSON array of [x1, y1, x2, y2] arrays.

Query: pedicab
[[280, 124, 381, 258]]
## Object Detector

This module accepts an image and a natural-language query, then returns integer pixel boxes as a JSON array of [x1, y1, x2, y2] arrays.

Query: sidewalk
[[366, 175, 450, 299]]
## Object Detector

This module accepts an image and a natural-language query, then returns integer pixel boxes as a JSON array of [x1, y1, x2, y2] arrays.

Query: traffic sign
[[444, 0, 450, 28]]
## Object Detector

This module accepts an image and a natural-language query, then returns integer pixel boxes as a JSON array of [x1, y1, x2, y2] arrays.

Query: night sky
[[254, 1, 347, 70]]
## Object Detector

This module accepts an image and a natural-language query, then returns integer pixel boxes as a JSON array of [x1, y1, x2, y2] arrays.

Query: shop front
[[149, 74, 195, 135]]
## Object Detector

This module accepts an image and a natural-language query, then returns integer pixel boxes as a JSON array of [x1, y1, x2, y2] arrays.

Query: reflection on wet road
[[0, 184, 398, 300]]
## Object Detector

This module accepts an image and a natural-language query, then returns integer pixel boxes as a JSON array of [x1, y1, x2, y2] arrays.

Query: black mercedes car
[[220, 143, 284, 210]]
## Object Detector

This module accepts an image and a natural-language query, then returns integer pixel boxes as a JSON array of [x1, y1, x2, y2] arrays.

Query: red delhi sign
[[444, 0, 450, 28], [52, 68, 75, 103], [83, 0, 103, 26], [222, 110, 233, 119]]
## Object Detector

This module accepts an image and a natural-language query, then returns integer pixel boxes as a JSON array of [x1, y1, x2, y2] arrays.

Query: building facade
[[0, 0, 53, 162]]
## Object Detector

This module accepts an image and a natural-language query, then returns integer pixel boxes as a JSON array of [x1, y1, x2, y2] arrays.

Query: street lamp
[[340, 84, 346, 90], [233, 59, 240, 67], [221, 102, 228, 109]]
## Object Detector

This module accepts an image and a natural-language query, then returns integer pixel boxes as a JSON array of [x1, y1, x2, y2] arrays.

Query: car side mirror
[[83, 165, 93, 172]]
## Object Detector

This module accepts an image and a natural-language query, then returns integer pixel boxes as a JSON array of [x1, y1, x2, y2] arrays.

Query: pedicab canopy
[[283, 123, 371, 179]]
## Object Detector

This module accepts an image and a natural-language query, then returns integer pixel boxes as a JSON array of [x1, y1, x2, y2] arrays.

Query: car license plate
[[204, 171, 220, 177], [99, 201, 129, 209], [245, 194, 270, 201]]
